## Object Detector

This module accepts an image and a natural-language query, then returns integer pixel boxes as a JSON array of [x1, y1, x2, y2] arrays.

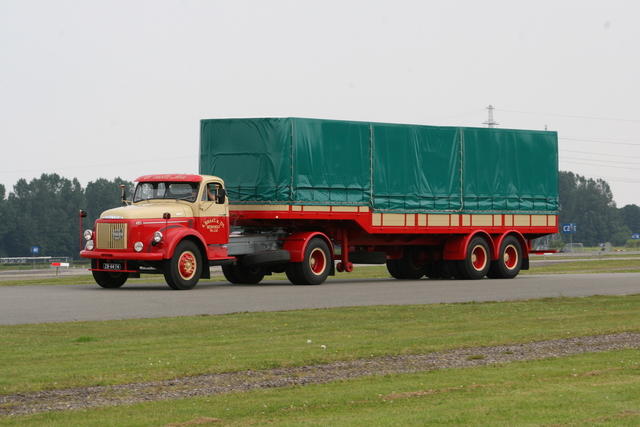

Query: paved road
[[1, 273, 639, 325]]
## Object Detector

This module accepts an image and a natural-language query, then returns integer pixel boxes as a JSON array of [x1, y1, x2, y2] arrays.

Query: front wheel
[[286, 238, 331, 285], [163, 240, 202, 290]]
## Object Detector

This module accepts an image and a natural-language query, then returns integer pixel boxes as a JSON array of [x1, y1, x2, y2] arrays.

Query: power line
[[500, 109, 640, 123], [560, 137, 640, 146]]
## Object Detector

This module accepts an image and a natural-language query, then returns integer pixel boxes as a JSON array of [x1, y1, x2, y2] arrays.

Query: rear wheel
[[286, 238, 331, 285], [456, 236, 490, 280], [489, 236, 522, 279], [163, 240, 202, 290]]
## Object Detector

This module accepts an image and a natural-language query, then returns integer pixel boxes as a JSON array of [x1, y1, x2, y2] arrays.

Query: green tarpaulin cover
[[200, 118, 558, 213]]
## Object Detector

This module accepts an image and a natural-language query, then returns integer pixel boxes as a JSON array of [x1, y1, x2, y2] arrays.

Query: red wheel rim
[[471, 245, 487, 271], [178, 251, 197, 280], [504, 244, 518, 270], [309, 248, 327, 275]]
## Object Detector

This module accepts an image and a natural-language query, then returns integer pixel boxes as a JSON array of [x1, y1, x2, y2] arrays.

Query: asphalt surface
[[1, 272, 639, 325]]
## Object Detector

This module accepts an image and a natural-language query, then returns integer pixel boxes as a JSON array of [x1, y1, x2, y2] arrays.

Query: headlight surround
[[153, 231, 163, 244], [85, 240, 94, 251], [134, 241, 144, 252], [83, 229, 93, 241]]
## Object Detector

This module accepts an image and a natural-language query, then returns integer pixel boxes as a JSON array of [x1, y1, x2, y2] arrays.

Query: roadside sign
[[562, 223, 577, 234], [632, 234, 640, 240], [31, 246, 39, 254]]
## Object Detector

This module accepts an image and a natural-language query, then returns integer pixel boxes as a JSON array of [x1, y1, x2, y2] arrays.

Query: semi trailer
[[80, 117, 558, 289]]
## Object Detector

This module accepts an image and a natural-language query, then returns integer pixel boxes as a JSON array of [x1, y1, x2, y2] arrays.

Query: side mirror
[[120, 185, 127, 205], [217, 188, 226, 204]]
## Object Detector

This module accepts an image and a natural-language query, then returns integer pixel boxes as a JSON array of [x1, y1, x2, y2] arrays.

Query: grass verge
[[2, 348, 639, 426], [1, 294, 639, 396]]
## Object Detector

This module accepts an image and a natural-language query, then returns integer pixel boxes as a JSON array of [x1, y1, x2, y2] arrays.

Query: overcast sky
[[1, 0, 639, 207]]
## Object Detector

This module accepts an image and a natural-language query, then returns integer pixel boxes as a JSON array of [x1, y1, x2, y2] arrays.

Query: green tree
[[0, 184, 7, 257], [558, 171, 622, 246], [3, 174, 85, 259], [83, 177, 133, 228], [619, 204, 640, 235]]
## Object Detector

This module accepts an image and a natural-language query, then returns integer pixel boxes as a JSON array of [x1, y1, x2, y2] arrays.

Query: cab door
[[195, 181, 230, 255]]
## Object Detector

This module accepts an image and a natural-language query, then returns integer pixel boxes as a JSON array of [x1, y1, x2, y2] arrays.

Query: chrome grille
[[96, 222, 128, 249]]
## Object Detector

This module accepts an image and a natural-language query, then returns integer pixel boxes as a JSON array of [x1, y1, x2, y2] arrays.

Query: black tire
[[91, 259, 128, 288], [241, 250, 290, 268], [456, 236, 491, 280], [230, 264, 266, 284], [386, 259, 406, 279], [286, 238, 331, 285], [424, 262, 441, 279], [222, 264, 240, 284], [395, 247, 426, 279], [488, 236, 523, 279], [92, 270, 128, 288], [163, 240, 202, 290]]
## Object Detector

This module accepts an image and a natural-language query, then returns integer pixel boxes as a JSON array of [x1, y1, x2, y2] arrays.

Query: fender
[[443, 231, 493, 261], [492, 231, 529, 270], [161, 228, 207, 260], [283, 231, 333, 262]]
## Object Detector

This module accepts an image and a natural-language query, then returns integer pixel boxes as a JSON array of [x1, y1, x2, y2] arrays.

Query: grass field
[[1, 259, 640, 425]]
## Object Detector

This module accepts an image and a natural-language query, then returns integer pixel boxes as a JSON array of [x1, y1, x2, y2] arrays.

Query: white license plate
[[102, 262, 123, 271]]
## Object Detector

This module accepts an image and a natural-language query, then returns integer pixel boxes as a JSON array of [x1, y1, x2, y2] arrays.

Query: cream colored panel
[[292, 205, 302, 211], [332, 206, 359, 212], [372, 213, 382, 227], [493, 214, 502, 226], [359, 206, 370, 212], [304, 206, 331, 212], [383, 213, 405, 226], [472, 215, 493, 226], [231, 204, 289, 211], [462, 215, 471, 227], [428, 214, 450, 227], [548, 215, 557, 226], [531, 215, 547, 226], [418, 214, 427, 227], [505, 215, 513, 226], [406, 214, 415, 227], [514, 215, 530, 226]]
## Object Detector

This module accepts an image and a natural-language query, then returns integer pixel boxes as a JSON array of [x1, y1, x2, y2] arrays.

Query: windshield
[[133, 182, 199, 203]]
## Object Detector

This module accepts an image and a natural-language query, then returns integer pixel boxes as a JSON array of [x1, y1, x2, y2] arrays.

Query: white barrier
[[51, 262, 70, 276]]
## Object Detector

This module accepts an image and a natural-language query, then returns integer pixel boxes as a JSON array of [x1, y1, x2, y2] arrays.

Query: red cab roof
[[135, 174, 203, 182]]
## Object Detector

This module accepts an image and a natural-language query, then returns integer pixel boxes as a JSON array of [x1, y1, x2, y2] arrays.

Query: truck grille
[[96, 223, 128, 249]]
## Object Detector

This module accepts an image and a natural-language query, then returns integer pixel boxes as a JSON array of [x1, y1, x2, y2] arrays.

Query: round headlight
[[85, 240, 94, 251], [134, 241, 144, 252], [83, 229, 93, 241], [153, 231, 163, 243]]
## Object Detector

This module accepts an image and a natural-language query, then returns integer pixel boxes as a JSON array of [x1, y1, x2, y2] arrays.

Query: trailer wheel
[[286, 238, 331, 285], [163, 240, 202, 290], [488, 236, 522, 279], [396, 247, 426, 279], [457, 236, 490, 280], [385, 259, 405, 279]]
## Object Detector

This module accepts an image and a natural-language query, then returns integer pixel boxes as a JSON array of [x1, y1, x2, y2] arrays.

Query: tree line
[[0, 174, 133, 260], [0, 171, 639, 260]]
